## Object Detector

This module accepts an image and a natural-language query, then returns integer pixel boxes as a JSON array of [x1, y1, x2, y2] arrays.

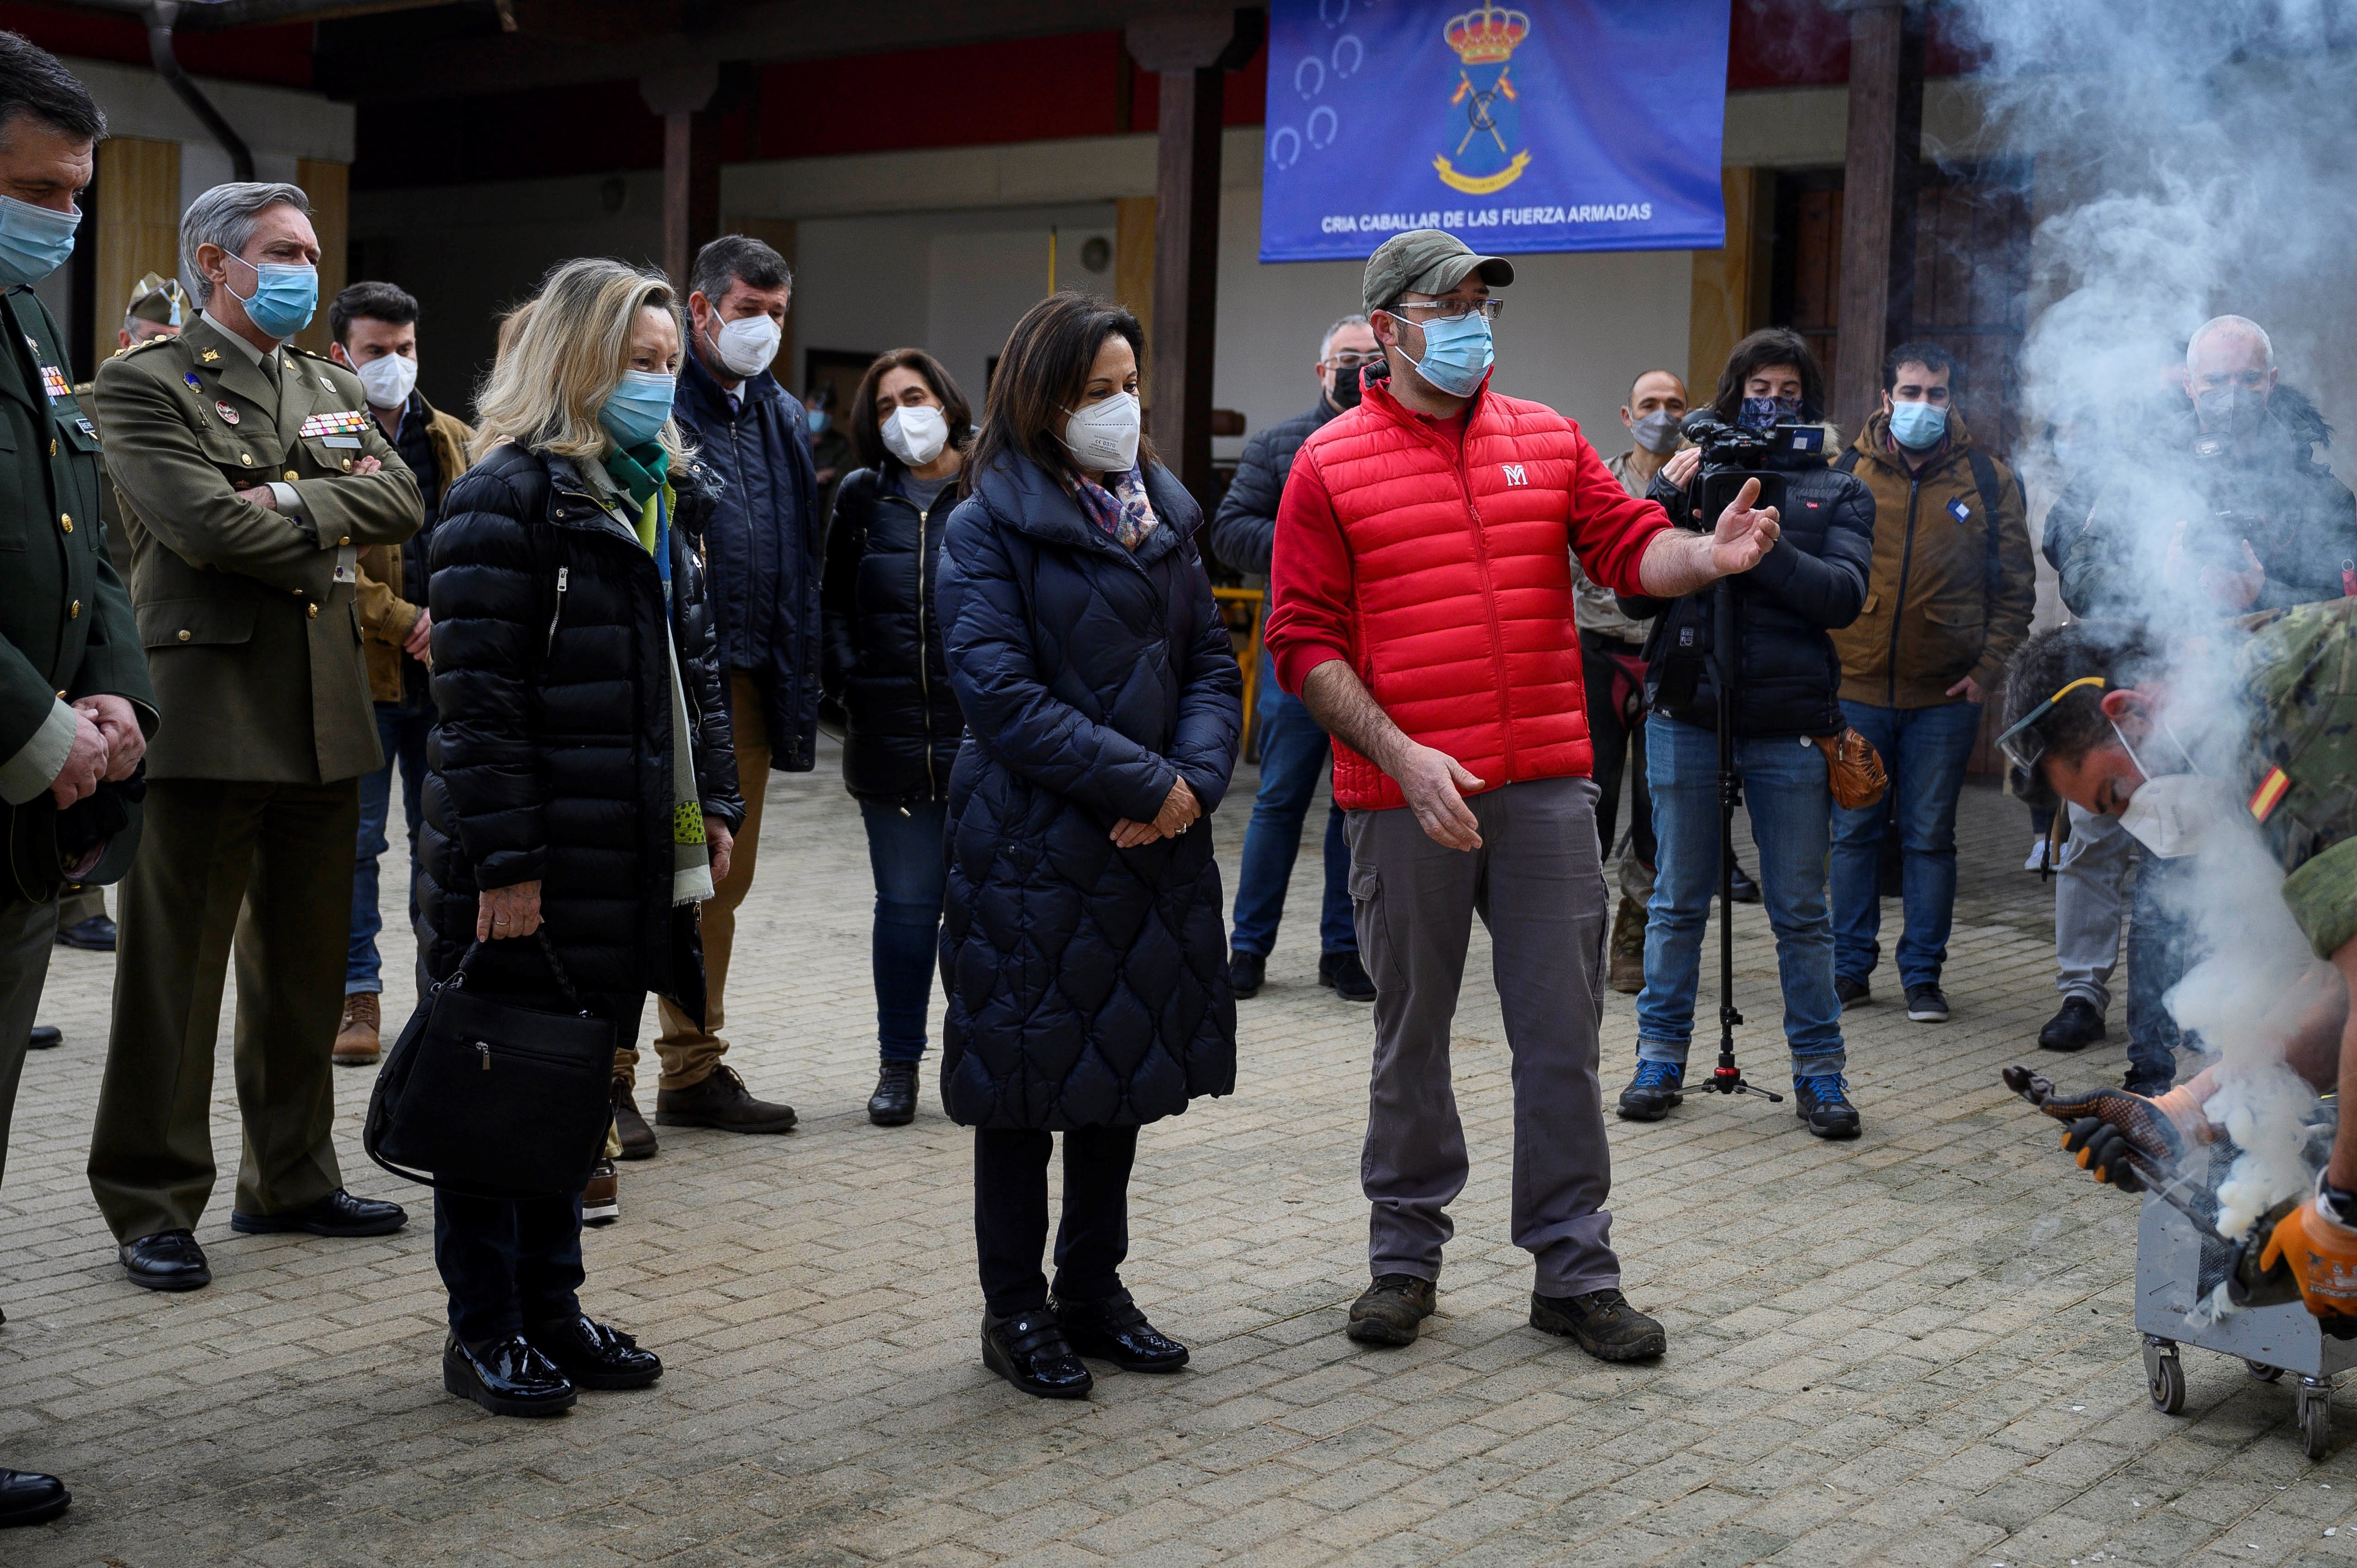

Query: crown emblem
[[1446, 3, 1528, 66]]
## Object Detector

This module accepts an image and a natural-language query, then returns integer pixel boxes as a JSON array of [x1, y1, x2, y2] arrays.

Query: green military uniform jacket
[[93, 313, 421, 784], [0, 287, 154, 806]]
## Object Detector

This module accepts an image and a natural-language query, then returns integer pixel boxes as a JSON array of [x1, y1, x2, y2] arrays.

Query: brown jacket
[[1829, 411, 2036, 710], [355, 398, 473, 703]]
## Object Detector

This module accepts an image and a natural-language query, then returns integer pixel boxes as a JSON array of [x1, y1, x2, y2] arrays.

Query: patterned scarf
[[1075, 465, 1159, 551]]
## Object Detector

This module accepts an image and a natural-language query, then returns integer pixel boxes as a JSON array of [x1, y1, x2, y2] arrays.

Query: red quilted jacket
[[1265, 372, 1670, 813]]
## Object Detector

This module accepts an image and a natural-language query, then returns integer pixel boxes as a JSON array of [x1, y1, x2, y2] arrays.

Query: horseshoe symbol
[[1269, 125, 1302, 170], [1318, 0, 1351, 25], [1332, 35, 1364, 78], [1306, 106, 1339, 150], [1294, 55, 1325, 99]]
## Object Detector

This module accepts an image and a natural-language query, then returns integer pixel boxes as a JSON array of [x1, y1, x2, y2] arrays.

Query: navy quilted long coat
[[935, 453, 1243, 1129]]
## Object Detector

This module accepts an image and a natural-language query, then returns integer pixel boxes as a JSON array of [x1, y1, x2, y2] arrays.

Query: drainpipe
[[144, 0, 255, 181]]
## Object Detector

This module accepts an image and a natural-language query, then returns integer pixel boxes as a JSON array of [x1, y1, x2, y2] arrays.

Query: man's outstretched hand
[[1710, 476, 1781, 575], [2263, 1198, 2357, 1322]]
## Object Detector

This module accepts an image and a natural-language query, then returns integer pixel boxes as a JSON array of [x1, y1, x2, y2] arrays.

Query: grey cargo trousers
[[1344, 775, 1622, 1298]]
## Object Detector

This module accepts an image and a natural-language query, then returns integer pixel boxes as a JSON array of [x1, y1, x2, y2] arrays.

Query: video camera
[[1670, 410, 1827, 533]]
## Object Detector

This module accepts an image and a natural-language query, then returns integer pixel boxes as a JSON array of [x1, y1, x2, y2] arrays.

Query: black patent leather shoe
[[1052, 1288, 1189, 1372], [981, 1310, 1093, 1399], [443, 1332, 577, 1417], [524, 1314, 663, 1390], [230, 1188, 407, 1237], [0, 1467, 69, 1527], [120, 1229, 209, 1291], [868, 1060, 918, 1126]]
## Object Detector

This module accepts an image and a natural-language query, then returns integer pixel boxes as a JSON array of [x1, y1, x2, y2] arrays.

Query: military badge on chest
[[300, 409, 370, 449]]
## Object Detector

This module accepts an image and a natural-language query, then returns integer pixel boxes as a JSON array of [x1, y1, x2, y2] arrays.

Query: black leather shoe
[[25, 1026, 59, 1050], [120, 1229, 209, 1291], [442, 1333, 577, 1417], [1319, 950, 1377, 1002], [54, 914, 115, 951], [2040, 996, 2107, 1051], [524, 1314, 662, 1390], [1229, 950, 1266, 998], [868, 1059, 918, 1126], [1729, 862, 1762, 903], [981, 1310, 1093, 1399], [231, 1188, 406, 1237], [0, 1467, 69, 1527], [1051, 1288, 1188, 1372], [613, 1077, 659, 1159], [1530, 1287, 1667, 1362]]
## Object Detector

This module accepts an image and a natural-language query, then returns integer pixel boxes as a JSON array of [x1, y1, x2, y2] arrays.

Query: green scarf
[[603, 440, 670, 509]]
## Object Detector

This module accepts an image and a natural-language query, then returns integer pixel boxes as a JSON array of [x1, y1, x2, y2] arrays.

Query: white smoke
[[1946, 0, 2357, 1233]]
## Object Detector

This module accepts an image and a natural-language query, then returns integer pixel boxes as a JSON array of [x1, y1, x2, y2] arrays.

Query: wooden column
[[294, 158, 350, 358], [1830, 0, 1925, 435], [1125, 9, 1261, 509], [642, 65, 722, 289], [92, 136, 179, 370]]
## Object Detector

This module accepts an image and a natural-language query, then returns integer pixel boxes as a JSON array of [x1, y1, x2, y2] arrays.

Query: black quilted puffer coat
[[935, 453, 1243, 1129], [419, 443, 746, 1015], [820, 466, 965, 805]]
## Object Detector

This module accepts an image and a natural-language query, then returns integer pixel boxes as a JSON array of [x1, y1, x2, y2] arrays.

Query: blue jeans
[[1829, 699, 1983, 991], [1230, 661, 1354, 958], [861, 800, 949, 1063], [1636, 714, 1844, 1074], [348, 702, 433, 994]]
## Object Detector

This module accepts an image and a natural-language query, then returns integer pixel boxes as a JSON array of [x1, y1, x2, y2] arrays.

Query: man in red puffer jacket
[[1266, 230, 1785, 1363]]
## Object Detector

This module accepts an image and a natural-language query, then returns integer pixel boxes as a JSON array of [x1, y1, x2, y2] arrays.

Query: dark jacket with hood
[[419, 443, 746, 1015], [1209, 397, 1338, 576], [820, 463, 965, 804], [2060, 386, 2357, 619], [934, 452, 1243, 1130], [670, 349, 823, 772], [1624, 430, 1875, 738]]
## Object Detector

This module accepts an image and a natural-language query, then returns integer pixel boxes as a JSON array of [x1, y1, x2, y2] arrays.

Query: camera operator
[[1615, 328, 1875, 1137]]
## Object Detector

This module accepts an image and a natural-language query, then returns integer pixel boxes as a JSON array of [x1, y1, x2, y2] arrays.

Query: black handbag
[[364, 931, 618, 1199]]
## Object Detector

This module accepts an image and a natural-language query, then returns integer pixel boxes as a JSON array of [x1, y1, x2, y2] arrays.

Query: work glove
[[2032, 1083, 2191, 1190], [2261, 1194, 2357, 1322], [2060, 1115, 2147, 1191]]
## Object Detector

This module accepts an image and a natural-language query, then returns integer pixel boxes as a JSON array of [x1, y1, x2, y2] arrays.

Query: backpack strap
[[1834, 448, 1862, 476], [1968, 449, 2005, 602]]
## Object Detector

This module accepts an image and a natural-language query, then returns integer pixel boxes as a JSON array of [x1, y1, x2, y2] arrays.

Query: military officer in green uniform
[[0, 34, 151, 1529], [90, 180, 422, 1291], [2002, 601, 2357, 1328]]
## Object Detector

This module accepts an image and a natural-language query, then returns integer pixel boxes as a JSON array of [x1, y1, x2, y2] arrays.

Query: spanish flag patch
[[2250, 766, 2291, 821]]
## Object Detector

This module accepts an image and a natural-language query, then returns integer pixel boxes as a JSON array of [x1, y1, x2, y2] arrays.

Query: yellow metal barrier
[[1214, 585, 1265, 758]]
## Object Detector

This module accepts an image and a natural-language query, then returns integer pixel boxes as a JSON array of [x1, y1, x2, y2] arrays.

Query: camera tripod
[[1693, 574, 1781, 1105]]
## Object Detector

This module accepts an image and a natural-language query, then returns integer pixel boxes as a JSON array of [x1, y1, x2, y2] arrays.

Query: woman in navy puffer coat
[[936, 293, 1241, 1400]]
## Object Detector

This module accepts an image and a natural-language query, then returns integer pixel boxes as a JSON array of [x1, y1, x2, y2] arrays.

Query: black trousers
[[973, 1125, 1138, 1318], [433, 986, 646, 1344], [1580, 630, 1656, 871]]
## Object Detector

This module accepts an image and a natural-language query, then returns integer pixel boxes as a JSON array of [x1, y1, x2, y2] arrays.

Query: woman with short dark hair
[[935, 293, 1243, 1399], [821, 348, 972, 1126]]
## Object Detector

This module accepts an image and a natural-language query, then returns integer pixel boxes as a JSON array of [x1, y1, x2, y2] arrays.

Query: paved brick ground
[[4, 746, 2353, 1566]]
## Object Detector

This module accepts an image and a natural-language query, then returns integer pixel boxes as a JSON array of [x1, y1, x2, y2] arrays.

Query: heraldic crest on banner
[[1435, 3, 1532, 195]]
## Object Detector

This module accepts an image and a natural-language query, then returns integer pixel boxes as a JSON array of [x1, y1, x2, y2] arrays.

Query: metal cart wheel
[[2249, 1360, 2285, 1383], [2299, 1376, 2332, 1460], [2145, 1335, 2186, 1415]]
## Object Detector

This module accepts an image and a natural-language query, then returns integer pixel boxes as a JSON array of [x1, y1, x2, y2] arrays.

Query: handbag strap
[[444, 928, 586, 1011]]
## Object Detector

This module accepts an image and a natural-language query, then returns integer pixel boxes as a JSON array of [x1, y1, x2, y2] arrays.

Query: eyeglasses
[[1994, 675, 2108, 774], [1322, 353, 1382, 370], [1385, 298, 1506, 323]]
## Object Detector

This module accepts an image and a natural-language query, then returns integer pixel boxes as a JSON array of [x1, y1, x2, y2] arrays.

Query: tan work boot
[[1608, 895, 1647, 995], [334, 992, 381, 1066]]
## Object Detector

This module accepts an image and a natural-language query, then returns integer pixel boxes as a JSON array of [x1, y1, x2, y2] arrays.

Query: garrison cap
[[125, 272, 188, 328], [1362, 229, 1513, 318]]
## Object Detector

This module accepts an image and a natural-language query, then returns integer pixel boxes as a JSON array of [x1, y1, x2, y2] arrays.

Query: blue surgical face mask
[[1888, 398, 1948, 450], [227, 256, 317, 340], [1739, 395, 1803, 432], [600, 369, 676, 449], [0, 195, 80, 287], [1403, 311, 1493, 399], [806, 407, 831, 435]]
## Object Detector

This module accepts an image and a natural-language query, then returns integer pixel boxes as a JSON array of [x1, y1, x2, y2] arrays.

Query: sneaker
[[54, 913, 115, 951], [1729, 862, 1762, 904], [1616, 1060, 1683, 1121], [1230, 950, 1266, 998], [868, 1059, 918, 1126], [2024, 838, 2052, 872], [1319, 950, 1376, 1002], [656, 1065, 797, 1133], [1834, 975, 1871, 1009], [1345, 1273, 1436, 1347], [612, 1077, 658, 1159], [2039, 996, 2107, 1052], [582, 1159, 619, 1226], [333, 991, 381, 1066], [1904, 984, 1950, 1023], [1607, 895, 1646, 994], [1794, 1073, 1862, 1139], [1529, 1288, 1666, 1362]]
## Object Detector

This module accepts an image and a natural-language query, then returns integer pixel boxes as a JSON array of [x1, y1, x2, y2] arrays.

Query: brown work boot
[[612, 1078, 658, 1160], [333, 992, 381, 1066], [655, 1065, 797, 1134], [1346, 1273, 1437, 1347], [1608, 895, 1647, 994]]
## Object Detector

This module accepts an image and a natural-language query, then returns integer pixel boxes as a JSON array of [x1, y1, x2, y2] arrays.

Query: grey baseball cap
[[1363, 229, 1514, 317]]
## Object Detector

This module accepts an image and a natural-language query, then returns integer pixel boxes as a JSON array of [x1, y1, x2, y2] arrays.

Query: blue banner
[[1259, 0, 1731, 263]]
